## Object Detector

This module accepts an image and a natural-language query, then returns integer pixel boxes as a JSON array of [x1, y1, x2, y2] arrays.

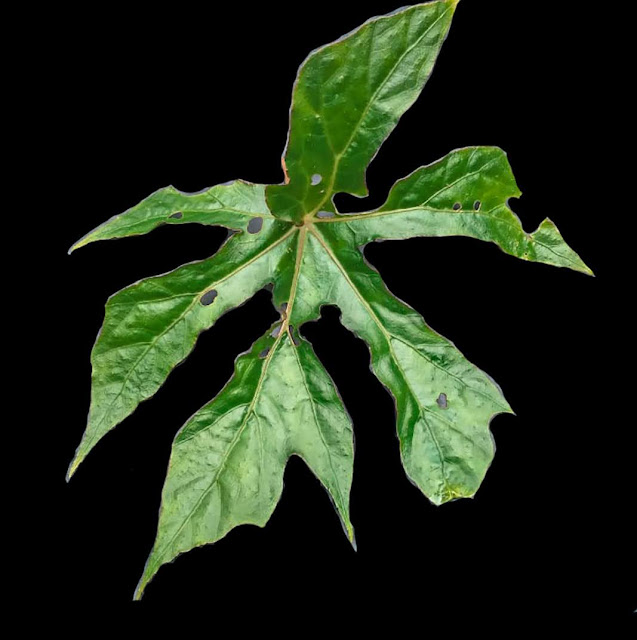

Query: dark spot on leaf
[[169, 211, 183, 219], [317, 210, 335, 218], [474, 200, 481, 211], [453, 203, 462, 211], [437, 393, 448, 409], [280, 302, 288, 313], [289, 325, 300, 346], [200, 289, 218, 306], [247, 217, 263, 234], [311, 174, 322, 186], [259, 348, 270, 359], [270, 325, 281, 338]]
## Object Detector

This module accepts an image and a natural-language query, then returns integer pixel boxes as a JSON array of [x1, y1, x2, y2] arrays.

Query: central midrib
[[309, 5, 451, 216], [307, 226, 451, 491]]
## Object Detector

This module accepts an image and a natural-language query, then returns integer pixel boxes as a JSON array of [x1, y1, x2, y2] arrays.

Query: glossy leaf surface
[[69, 181, 272, 253], [134, 324, 355, 599], [67, 219, 294, 478], [267, 0, 458, 222], [67, 0, 592, 599]]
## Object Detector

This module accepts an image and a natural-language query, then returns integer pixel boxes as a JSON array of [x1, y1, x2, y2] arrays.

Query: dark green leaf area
[[267, 0, 458, 222], [68, 1, 591, 599]]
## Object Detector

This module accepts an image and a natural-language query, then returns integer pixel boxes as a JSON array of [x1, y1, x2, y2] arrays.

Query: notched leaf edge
[[68, 179, 272, 254]]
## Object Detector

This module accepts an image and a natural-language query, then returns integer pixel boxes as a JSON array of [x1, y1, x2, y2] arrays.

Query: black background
[[33, 0, 633, 624]]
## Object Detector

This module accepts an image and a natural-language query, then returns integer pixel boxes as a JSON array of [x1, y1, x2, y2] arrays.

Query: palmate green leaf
[[67, 0, 592, 599]]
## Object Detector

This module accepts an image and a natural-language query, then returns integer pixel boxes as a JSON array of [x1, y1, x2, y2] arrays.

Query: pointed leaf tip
[[533, 218, 594, 276], [134, 563, 153, 601], [133, 582, 144, 602], [67, 237, 85, 255], [65, 454, 81, 482], [343, 520, 356, 550]]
